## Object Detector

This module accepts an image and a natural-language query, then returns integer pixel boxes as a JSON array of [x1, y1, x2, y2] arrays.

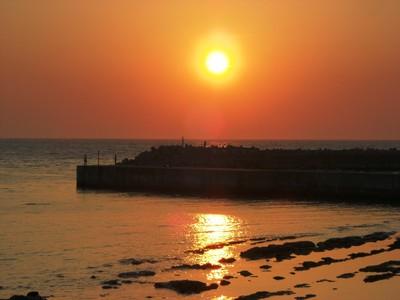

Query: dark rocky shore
[[6, 230, 400, 299]]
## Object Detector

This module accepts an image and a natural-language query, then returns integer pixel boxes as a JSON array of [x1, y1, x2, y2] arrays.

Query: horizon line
[[1, 137, 400, 142]]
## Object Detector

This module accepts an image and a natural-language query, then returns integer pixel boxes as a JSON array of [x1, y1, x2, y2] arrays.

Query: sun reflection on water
[[212, 296, 234, 300], [190, 213, 244, 280]]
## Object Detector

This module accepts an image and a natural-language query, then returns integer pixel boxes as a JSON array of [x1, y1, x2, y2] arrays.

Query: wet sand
[[43, 230, 399, 300]]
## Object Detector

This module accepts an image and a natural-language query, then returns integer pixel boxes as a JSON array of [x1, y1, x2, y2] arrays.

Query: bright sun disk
[[205, 50, 230, 75]]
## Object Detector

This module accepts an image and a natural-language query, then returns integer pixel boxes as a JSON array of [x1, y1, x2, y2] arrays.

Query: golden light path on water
[[212, 296, 232, 300], [190, 213, 245, 281]]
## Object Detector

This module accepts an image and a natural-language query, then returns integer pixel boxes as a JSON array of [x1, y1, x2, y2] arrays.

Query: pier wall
[[76, 165, 400, 199]]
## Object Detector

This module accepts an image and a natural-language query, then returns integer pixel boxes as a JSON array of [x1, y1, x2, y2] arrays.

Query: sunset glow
[[1, 1, 399, 139]]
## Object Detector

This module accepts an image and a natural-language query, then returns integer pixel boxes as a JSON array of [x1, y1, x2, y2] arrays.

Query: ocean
[[1, 139, 400, 299]]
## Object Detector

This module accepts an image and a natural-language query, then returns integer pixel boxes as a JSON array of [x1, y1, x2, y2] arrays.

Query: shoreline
[[3, 230, 400, 299]]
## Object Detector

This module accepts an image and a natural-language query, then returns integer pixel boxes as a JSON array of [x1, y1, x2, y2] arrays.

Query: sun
[[205, 50, 230, 75], [193, 31, 242, 85]]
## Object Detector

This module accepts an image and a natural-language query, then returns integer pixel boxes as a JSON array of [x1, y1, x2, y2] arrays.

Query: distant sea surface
[[1, 139, 400, 299]]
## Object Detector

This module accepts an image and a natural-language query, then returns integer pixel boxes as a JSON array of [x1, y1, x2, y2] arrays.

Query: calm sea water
[[1, 139, 400, 299]]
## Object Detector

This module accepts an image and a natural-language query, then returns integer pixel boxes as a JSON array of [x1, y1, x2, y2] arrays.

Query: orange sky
[[1, 1, 399, 139]]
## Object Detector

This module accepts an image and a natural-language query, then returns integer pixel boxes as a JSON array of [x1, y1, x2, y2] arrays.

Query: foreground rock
[[388, 237, 400, 250], [295, 294, 316, 300], [348, 248, 386, 259], [316, 278, 335, 283], [118, 270, 156, 278], [241, 232, 395, 261], [9, 292, 46, 300], [102, 285, 116, 290], [187, 239, 248, 254], [220, 279, 231, 286], [240, 241, 316, 260], [119, 258, 158, 265], [238, 270, 254, 277], [235, 290, 294, 300], [260, 264, 272, 270], [295, 257, 345, 271], [101, 279, 121, 286], [337, 272, 356, 279], [296, 244, 396, 272], [316, 232, 394, 251], [359, 260, 400, 273], [154, 280, 218, 294], [169, 263, 221, 270], [363, 273, 396, 283], [359, 260, 400, 283], [219, 257, 236, 264]]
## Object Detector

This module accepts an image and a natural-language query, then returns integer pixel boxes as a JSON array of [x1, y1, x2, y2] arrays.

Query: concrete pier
[[76, 165, 400, 199]]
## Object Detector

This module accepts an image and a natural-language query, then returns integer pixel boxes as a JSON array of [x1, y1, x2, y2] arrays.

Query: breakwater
[[122, 145, 400, 171], [76, 165, 400, 199]]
